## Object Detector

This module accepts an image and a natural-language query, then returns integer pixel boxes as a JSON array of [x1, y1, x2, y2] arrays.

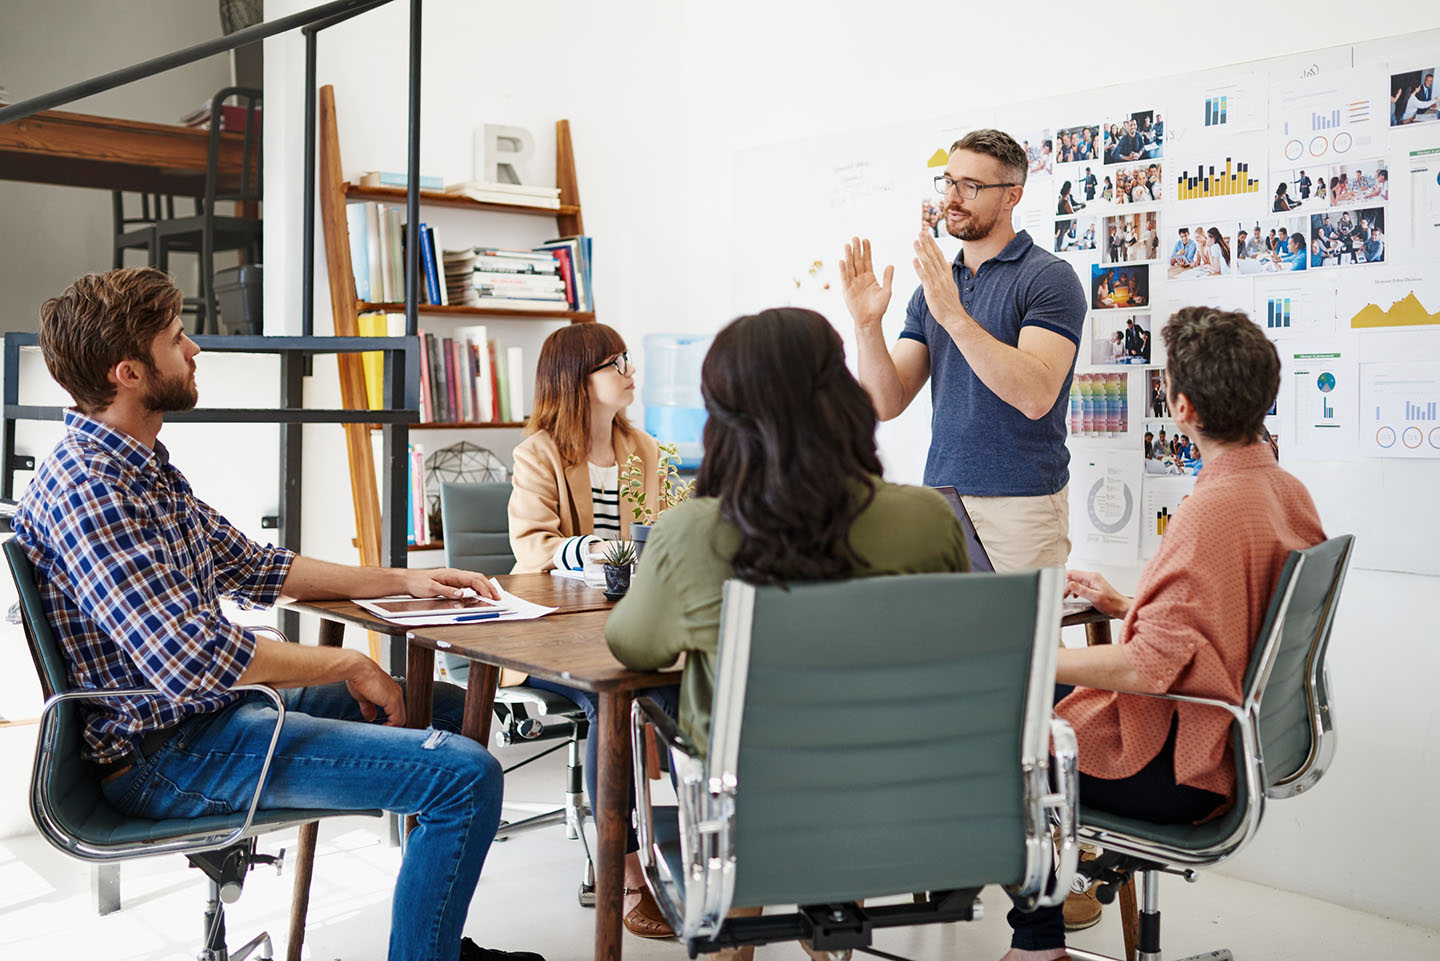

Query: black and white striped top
[[589, 462, 621, 540]]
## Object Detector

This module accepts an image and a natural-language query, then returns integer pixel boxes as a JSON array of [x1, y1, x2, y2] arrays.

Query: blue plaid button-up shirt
[[13, 410, 295, 762]]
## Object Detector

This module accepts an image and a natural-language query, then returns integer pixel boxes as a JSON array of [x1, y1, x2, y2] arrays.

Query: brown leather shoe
[[622, 885, 674, 938], [1063, 885, 1102, 931]]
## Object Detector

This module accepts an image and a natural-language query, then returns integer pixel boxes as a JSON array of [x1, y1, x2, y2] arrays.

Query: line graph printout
[[1359, 362, 1440, 458]]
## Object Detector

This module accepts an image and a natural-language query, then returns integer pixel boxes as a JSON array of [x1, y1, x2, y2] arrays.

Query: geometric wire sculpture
[[423, 441, 509, 539]]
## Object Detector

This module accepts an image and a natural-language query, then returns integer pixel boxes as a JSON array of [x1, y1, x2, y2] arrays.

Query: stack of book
[[344, 202, 448, 305], [536, 236, 593, 312], [444, 180, 562, 209], [439, 239, 593, 311], [358, 312, 525, 425]]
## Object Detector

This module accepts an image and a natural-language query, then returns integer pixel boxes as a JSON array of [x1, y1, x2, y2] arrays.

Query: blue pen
[[453, 611, 503, 622]]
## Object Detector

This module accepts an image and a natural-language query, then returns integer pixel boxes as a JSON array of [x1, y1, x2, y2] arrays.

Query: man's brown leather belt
[[94, 725, 182, 783]]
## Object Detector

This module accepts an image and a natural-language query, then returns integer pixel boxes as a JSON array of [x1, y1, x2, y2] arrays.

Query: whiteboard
[[731, 29, 1440, 577]]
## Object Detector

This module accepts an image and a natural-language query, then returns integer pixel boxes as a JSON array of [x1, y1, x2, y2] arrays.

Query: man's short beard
[[142, 369, 198, 412], [947, 205, 1002, 241]]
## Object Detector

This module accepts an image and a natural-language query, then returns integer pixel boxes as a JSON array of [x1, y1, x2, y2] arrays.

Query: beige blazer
[[508, 424, 661, 574]]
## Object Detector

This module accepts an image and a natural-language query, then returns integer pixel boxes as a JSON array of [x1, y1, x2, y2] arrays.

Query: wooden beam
[[317, 85, 383, 574]]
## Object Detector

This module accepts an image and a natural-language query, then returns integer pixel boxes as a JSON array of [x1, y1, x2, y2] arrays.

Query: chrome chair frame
[[632, 568, 1081, 949]]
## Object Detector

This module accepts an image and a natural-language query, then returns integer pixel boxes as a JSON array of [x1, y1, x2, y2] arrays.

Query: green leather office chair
[[438, 480, 597, 904], [632, 568, 1080, 957], [4, 538, 380, 961], [1067, 534, 1355, 961]]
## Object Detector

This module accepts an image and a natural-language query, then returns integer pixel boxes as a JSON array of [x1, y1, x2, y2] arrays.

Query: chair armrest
[[35, 682, 289, 860], [1076, 684, 1248, 724], [248, 624, 289, 644], [1040, 717, 1080, 908]]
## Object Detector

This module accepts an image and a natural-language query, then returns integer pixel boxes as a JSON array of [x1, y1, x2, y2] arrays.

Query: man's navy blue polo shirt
[[898, 229, 1087, 496]]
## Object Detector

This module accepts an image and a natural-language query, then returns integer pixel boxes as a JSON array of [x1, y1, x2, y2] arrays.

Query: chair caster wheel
[[1095, 882, 1119, 904], [578, 883, 596, 908]]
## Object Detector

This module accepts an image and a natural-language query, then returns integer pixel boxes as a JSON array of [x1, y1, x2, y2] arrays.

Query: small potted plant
[[598, 539, 638, 599], [620, 441, 693, 562]]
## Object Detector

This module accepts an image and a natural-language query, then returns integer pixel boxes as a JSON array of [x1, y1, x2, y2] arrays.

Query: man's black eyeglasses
[[933, 176, 1017, 199]]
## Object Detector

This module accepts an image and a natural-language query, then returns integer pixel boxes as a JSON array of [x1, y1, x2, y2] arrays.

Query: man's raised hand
[[840, 237, 894, 330]]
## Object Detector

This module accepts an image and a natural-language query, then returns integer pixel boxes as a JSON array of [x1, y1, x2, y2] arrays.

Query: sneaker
[[1063, 886, 1102, 931], [459, 938, 547, 961]]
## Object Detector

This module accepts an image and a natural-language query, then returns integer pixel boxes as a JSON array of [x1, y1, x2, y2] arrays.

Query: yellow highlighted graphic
[[1350, 292, 1440, 329]]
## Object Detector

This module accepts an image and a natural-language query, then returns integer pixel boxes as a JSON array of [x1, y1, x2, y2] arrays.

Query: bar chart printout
[[1359, 362, 1440, 458], [1205, 96, 1229, 126], [1176, 157, 1261, 200], [1267, 297, 1292, 328]]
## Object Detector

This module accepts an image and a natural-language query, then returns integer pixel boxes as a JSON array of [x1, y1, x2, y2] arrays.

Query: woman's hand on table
[[1065, 569, 1131, 620]]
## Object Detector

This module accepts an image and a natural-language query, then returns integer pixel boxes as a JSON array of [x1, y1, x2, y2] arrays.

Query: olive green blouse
[[605, 480, 971, 755]]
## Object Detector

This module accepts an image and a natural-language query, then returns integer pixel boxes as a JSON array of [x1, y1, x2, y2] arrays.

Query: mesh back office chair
[[439, 481, 597, 904], [152, 87, 263, 334], [4, 538, 380, 961], [1067, 534, 1355, 961], [633, 569, 1080, 957]]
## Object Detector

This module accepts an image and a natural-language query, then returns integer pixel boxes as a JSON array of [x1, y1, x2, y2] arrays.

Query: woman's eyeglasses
[[590, 351, 631, 376]]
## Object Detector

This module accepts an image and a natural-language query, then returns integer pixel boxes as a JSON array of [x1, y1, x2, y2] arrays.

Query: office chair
[[4, 538, 381, 961], [1067, 534, 1355, 961], [152, 87, 263, 334], [632, 569, 1080, 956], [439, 480, 597, 905]]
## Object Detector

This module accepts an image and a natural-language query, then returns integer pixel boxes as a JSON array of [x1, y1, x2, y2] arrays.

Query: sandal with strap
[[622, 885, 674, 938]]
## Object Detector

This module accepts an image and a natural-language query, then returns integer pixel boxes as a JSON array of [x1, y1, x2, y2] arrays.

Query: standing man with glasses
[[840, 128, 1087, 576]]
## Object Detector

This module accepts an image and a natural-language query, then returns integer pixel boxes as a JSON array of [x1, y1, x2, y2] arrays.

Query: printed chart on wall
[[1358, 362, 1440, 458], [1140, 475, 1197, 560], [1339, 264, 1440, 330], [1270, 68, 1384, 167], [1407, 145, 1440, 249], [1070, 449, 1140, 566], [1291, 350, 1357, 458], [1188, 73, 1267, 135], [1253, 276, 1335, 337]]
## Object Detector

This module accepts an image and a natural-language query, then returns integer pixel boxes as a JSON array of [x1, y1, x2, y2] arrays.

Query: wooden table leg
[[1118, 875, 1139, 961], [594, 688, 633, 961], [462, 664, 499, 744], [403, 641, 437, 836], [1080, 615, 1134, 958], [286, 822, 320, 961], [287, 618, 347, 961], [1084, 618, 1114, 646]]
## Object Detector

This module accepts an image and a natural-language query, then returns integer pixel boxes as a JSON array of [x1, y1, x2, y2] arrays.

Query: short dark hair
[[949, 129, 1028, 187], [39, 267, 183, 414], [1163, 307, 1279, 444]]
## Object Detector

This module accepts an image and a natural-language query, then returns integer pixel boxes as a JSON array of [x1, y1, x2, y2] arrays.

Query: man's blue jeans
[[100, 680, 500, 961]]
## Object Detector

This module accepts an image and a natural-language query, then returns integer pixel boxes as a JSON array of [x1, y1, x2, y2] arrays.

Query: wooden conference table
[[0, 108, 249, 194], [287, 576, 1116, 961]]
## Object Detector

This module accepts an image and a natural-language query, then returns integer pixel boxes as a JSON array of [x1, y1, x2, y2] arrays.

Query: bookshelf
[[319, 87, 592, 563], [357, 301, 594, 322]]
